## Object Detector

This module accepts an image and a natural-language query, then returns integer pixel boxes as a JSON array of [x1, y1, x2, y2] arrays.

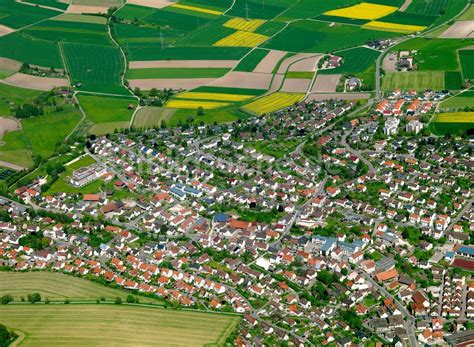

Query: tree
[[197, 106, 205, 116], [160, 119, 167, 129], [0, 294, 13, 305], [114, 297, 122, 305], [27, 292, 41, 303], [126, 295, 136, 303], [0, 324, 16, 347], [149, 88, 158, 97]]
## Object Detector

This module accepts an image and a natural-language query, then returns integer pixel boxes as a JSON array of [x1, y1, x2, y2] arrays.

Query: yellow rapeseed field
[[214, 30, 269, 47], [324, 2, 397, 20], [166, 99, 230, 109], [434, 112, 474, 123], [223, 18, 266, 32], [243, 92, 305, 115], [362, 21, 426, 33], [171, 4, 222, 16], [176, 92, 254, 102]]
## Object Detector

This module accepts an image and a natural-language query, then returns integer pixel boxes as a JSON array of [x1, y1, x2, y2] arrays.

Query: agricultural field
[[0, 305, 239, 347], [0, 130, 32, 168], [0, 271, 160, 302], [459, 49, 474, 79], [76, 94, 137, 128], [440, 91, 474, 110], [127, 68, 230, 79], [382, 71, 445, 91], [444, 71, 463, 90], [429, 112, 474, 135], [0, 82, 42, 117], [234, 49, 271, 72], [242, 92, 305, 116], [133, 107, 176, 129], [62, 43, 128, 95], [0, 0, 58, 29], [320, 47, 380, 75]]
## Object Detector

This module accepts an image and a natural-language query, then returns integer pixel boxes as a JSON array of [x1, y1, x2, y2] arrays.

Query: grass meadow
[[382, 71, 444, 91]]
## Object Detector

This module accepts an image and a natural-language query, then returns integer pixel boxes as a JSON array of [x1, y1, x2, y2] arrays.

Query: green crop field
[[22, 110, 82, 158], [382, 71, 444, 91], [0, 305, 239, 347], [444, 71, 463, 90], [393, 38, 473, 71], [377, 11, 436, 26], [127, 67, 230, 79], [440, 91, 474, 110], [320, 47, 379, 74], [127, 45, 250, 61], [0, 32, 63, 68], [234, 49, 270, 72], [0, 0, 57, 29], [25, 0, 69, 10], [430, 112, 474, 135], [62, 43, 129, 95], [24, 20, 111, 46], [264, 20, 397, 53], [459, 49, 474, 79], [0, 130, 32, 168]]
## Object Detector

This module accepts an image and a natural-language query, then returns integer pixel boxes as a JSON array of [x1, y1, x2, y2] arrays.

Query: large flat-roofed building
[[71, 164, 106, 187]]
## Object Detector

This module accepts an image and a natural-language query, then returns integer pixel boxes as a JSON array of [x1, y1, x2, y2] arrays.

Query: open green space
[[126, 45, 250, 61], [382, 71, 444, 91], [0, 304, 239, 347], [22, 110, 81, 159], [126, 67, 230, 79], [77, 94, 137, 124], [0, 82, 43, 117]]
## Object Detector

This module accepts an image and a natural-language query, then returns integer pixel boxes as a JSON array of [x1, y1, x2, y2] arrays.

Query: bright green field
[[382, 71, 445, 91], [459, 49, 474, 79], [77, 94, 137, 124], [0, 128, 32, 168], [234, 49, 270, 72], [62, 42, 129, 95], [320, 47, 379, 75], [0, 0, 58, 29], [22, 110, 82, 159], [126, 68, 230, 79], [0, 305, 239, 347]]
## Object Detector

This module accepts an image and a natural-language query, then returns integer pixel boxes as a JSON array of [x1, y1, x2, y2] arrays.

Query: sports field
[[0, 305, 239, 347], [382, 71, 444, 91]]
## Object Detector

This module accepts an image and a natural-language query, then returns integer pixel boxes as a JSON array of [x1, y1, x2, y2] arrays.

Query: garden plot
[[207, 71, 273, 90], [311, 74, 341, 93], [4, 73, 70, 90], [252, 50, 287, 73], [129, 60, 239, 69], [439, 21, 474, 38]]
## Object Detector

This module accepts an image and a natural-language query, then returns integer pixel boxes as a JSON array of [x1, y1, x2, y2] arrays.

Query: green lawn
[[77, 94, 137, 124], [0, 82, 43, 117], [22, 110, 82, 159]]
